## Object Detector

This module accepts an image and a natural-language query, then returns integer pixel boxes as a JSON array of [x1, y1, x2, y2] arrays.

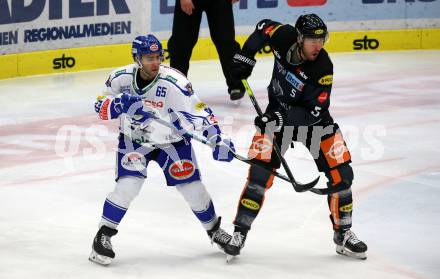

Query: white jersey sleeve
[[104, 65, 135, 96], [161, 68, 217, 134]]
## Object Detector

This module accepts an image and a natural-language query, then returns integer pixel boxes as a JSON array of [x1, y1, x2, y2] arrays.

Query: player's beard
[[140, 66, 159, 80], [303, 48, 320, 61]]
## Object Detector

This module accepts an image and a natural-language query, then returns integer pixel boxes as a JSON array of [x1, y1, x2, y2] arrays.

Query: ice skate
[[334, 229, 368, 260], [207, 217, 232, 252], [89, 226, 118, 265], [228, 88, 244, 104], [224, 230, 247, 263]]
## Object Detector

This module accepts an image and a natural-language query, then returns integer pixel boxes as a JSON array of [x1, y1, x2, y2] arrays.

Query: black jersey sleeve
[[241, 19, 283, 57]]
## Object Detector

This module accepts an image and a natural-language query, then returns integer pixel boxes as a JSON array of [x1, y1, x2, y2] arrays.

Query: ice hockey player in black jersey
[[224, 14, 367, 261]]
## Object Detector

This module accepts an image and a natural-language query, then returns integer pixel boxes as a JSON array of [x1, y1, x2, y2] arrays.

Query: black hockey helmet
[[295, 14, 328, 41]]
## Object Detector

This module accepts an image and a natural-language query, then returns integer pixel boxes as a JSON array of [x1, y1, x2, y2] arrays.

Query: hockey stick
[[144, 110, 342, 195], [141, 111, 297, 183], [241, 79, 320, 193]]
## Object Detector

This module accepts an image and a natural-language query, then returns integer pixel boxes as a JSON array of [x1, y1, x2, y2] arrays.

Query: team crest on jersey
[[150, 44, 159, 51], [121, 152, 146, 171], [318, 74, 333, 85], [285, 72, 304, 91], [169, 160, 195, 180]]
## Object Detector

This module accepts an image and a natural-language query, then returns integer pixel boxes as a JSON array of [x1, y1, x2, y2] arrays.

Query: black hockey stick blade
[[308, 182, 351, 195], [231, 152, 320, 192], [295, 176, 320, 192]]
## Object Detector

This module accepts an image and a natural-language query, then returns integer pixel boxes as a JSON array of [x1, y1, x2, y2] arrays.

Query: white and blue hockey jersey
[[97, 64, 218, 145]]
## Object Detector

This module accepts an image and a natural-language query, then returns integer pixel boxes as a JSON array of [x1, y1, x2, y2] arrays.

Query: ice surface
[[0, 50, 439, 279]]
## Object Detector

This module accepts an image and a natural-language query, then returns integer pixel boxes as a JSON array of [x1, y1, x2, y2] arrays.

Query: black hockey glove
[[231, 51, 256, 80], [254, 111, 284, 134]]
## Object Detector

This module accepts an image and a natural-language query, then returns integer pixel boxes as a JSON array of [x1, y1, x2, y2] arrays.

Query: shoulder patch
[[114, 69, 127, 77], [185, 83, 194, 95], [268, 25, 282, 37], [195, 102, 207, 111], [318, 74, 333, 85], [165, 75, 178, 84]]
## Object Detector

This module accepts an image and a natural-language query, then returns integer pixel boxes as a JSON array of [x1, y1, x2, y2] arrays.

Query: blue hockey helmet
[[132, 34, 163, 60]]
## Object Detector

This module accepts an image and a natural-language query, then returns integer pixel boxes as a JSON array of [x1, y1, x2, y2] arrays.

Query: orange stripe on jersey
[[330, 191, 340, 230], [268, 25, 282, 37]]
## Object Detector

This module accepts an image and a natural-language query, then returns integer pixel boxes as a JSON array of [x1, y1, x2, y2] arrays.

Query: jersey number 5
[[156, 86, 167, 97], [311, 106, 321, 117]]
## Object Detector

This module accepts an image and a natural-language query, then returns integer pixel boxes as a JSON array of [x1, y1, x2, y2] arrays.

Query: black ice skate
[[89, 225, 118, 265], [224, 229, 247, 263], [228, 88, 245, 101], [207, 217, 232, 252], [334, 230, 368, 260]]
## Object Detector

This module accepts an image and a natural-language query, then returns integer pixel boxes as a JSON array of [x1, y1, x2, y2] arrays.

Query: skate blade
[[231, 99, 242, 106], [226, 254, 235, 263], [89, 250, 113, 265], [336, 245, 367, 260]]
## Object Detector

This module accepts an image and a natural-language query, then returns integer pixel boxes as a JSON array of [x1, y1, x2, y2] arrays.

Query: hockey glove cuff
[[232, 51, 256, 80], [203, 125, 235, 162], [254, 111, 284, 134]]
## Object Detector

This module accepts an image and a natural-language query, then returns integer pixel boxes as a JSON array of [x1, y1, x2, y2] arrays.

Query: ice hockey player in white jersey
[[90, 34, 235, 265]]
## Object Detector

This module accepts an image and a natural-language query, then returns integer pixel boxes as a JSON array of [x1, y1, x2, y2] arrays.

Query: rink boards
[[1, 28, 439, 80]]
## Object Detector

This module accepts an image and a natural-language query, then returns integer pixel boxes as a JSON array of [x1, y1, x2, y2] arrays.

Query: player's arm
[[94, 73, 141, 120], [169, 85, 235, 162], [295, 54, 334, 123], [254, 68, 334, 131], [232, 19, 283, 80], [241, 19, 283, 57], [298, 71, 333, 120]]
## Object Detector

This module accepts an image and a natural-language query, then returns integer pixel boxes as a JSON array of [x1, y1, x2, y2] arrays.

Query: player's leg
[[310, 123, 368, 259], [89, 135, 152, 265], [168, 0, 203, 76], [225, 132, 282, 257], [205, 0, 242, 99], [175, 181, 231, 251], [156, 140, 231, 251]]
